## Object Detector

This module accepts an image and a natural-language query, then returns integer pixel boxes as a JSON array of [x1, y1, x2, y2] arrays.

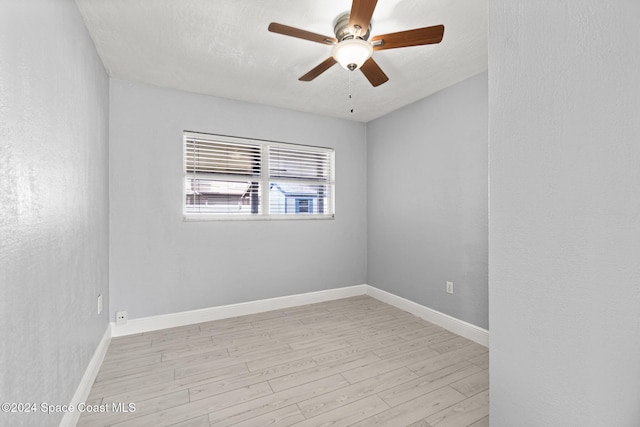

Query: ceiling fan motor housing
[[334, 12, 371, 42]]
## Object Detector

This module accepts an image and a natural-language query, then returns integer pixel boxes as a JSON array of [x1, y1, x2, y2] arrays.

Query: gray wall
[[366, 72, 488, 329], [489, 2, 640, 426], [109, 79, 367, 320], [0, 1, 110, 426]]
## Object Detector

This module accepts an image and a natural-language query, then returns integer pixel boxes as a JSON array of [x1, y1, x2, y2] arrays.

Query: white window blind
[[184, 132, 334, 219], [185, 136, 262, 215], [268, 146, 333, 216]]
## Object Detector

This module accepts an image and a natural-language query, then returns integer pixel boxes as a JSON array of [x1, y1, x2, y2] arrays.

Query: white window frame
[[183, 131, 335, 221]]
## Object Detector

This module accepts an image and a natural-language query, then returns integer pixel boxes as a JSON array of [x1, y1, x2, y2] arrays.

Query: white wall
[[0, 1, 110, 426], [109, 79, 367, 320], [489, 2, 640, 425], [367, 72, 488, 329]]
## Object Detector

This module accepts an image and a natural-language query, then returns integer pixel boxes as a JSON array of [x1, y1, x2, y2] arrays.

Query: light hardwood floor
[[78, 295, 489, 427]]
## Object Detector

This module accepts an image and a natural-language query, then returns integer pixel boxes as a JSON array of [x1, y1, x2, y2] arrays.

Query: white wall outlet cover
[[446, 281, 454, 294], [97, 294, 103, 314], [116, 311, 128, 325]]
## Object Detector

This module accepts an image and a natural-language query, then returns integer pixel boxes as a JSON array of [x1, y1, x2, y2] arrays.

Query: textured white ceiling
[[76, 0, 487, 122]]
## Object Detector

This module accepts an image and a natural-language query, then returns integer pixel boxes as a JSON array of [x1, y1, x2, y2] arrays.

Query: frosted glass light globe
[[332, 38, 373, 71]]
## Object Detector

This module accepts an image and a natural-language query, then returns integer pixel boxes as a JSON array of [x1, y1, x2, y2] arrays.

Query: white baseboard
[[364, 285, 489, 347], [109, 284, 488, 347], [59, 325, 111, 427], [111, 285, 368, 337]]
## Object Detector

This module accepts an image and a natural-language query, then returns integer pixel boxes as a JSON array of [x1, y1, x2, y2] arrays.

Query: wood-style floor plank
[[208, 374, 349, 427], [350, 386, 467, 426], [78, 296, 488, 427], [425, 389, 490, 427]]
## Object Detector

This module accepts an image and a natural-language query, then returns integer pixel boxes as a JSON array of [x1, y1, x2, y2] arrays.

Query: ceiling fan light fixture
[[332, 38, 373, 71]]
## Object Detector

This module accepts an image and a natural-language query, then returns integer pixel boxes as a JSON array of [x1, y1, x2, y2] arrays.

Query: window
[[184, 132, 334, 219]]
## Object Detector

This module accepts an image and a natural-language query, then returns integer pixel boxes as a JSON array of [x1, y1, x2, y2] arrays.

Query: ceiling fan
[[268, 0, 444, 87]]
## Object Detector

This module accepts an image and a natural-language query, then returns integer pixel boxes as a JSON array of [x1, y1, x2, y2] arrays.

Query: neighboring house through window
[[184, 132, 334, 219]]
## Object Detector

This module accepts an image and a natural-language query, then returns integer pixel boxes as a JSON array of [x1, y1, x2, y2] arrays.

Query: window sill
[[183, 214, 335, 222]]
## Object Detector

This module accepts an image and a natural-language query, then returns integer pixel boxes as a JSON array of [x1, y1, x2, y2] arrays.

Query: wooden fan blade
[[360, 57, 389, 87], [299, 57, 338, 81], [349, 0, 378, 33], [371, 25, 444, 50], [268, 23, 337, 45]]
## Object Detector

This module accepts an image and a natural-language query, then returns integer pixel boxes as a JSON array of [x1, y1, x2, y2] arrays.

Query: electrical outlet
[[116, 311, 128, 325], [97, 294, 103, 314], [446, 281, 454, 294]]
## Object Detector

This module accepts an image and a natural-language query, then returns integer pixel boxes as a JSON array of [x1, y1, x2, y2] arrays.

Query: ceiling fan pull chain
[[349, 71, 354, 113]]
